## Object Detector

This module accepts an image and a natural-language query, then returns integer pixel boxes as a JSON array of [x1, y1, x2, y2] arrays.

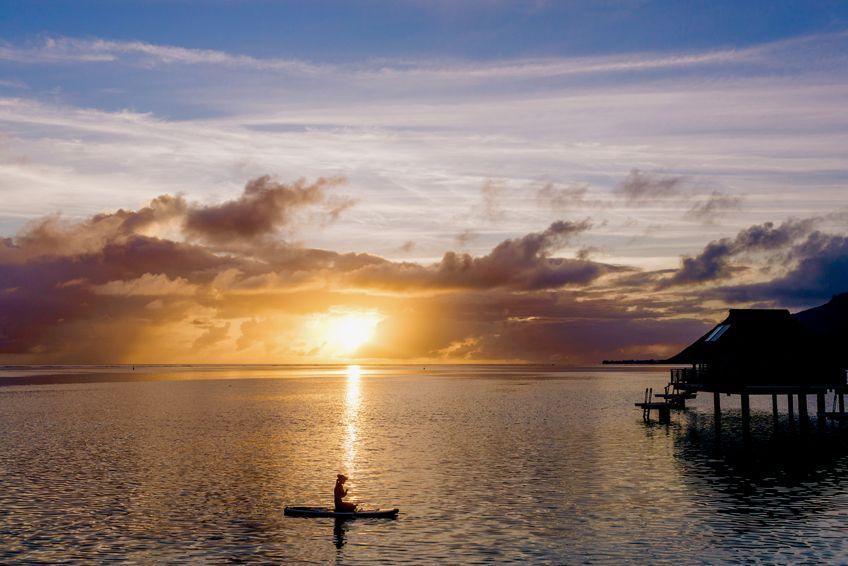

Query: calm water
[[2, 365, 847, 563]]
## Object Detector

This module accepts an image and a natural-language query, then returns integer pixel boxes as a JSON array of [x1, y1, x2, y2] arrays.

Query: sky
[[1, 0, 847, 364]]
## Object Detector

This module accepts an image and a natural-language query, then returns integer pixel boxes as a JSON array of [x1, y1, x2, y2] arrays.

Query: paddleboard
[[284, 506, 399, 518]]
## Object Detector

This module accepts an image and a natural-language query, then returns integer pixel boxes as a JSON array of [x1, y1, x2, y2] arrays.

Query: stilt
[[772, 394, 779, 428], [741, 393, 751, 439], [798, 393, 809, 431], [713, 391, 721, 432], [840, 392, 845, 415], [817, 392, 826, 430], [787, 394, 795, 427]]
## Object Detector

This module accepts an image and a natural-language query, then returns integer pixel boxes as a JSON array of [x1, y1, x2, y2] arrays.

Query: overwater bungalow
[[668, 308, 843, 392], [637, 294, 848, 431]]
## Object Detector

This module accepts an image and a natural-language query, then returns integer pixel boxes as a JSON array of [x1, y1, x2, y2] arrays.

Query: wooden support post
[[741, 393, 751, 439], [798, 393, 808, 431], [787, 394, 795, 427], [840, 392, 845, 415], [713, 391, 721, 431], [817, 392, 826, 430], [772, 394, 779, 428]]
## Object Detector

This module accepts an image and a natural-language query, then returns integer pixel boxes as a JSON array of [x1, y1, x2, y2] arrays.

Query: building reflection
[[671, 411, 848, 520]]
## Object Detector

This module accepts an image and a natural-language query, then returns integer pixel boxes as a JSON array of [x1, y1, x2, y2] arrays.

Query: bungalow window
[[705, 324, 730, 342]]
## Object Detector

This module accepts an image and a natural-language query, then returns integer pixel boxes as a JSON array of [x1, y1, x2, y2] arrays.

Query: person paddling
[[334, 474, 357, 512]]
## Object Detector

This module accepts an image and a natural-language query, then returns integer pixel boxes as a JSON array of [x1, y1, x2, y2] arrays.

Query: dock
[[635, 386, 696, 422]]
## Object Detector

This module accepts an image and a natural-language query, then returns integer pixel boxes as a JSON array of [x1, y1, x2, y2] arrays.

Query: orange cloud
[[2, 175, 844, 364]]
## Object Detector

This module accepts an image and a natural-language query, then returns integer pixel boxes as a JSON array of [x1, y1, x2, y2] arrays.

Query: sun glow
[[323, 312, 382, 355]]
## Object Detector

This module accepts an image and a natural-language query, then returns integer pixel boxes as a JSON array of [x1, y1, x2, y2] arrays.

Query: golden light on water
[[343, 365, 362, 475], [346, 364, 363, 381]]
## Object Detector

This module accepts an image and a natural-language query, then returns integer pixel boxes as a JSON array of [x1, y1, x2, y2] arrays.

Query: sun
[[325, 312, 382, 355]]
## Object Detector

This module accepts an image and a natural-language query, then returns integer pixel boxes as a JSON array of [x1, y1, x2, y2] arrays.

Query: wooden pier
[[635, 385, 696, 422]]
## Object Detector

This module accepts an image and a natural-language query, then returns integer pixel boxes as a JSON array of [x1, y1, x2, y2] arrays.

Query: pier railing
[[670, 367, 709, 385]]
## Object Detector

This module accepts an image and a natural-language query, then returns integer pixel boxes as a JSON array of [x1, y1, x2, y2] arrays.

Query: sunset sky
[[1, 1, 847, 364]]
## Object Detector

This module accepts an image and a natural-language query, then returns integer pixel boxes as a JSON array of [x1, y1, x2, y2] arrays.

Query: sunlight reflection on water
[[1, 365, 848, 563], [343, 365, 361, 478]]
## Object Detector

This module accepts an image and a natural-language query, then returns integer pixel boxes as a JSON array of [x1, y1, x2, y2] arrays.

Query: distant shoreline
[[0, 363, 676, 387], [601, 359, 670, 365]]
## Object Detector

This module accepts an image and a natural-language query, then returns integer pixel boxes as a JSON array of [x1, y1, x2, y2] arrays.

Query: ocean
[[1, 365, 846, 563]]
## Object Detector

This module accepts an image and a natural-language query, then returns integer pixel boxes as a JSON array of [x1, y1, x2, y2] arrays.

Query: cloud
[[455, 229, 477, 247], [193, 322, 231, 350], [0, 35, 756, 79], [479, 179, 505, 221], [685, 191, 743, 223], [614, 169, 686, 203], [324, 195, 358, 223], [661, 218, 818, 287], [0, 186, 607, 361], [1, 187, 844, 363], [537, 182, 589, 209], [0, 37, 322, 72], [93, 273, 198, 296], [474, 315, 711, 364], [347, 219, 607, 291], [184, 175, 346, 243], [2, 194, 187, 259], [356, 290, 713, 363], [716, 231, 848, 306]]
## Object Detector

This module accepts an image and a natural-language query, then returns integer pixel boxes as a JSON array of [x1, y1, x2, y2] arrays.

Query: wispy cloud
[[0, 37, 323, 72], [0, 35, 756, 79], [1, 30, 847, 270], [4, 30, 846, 81]]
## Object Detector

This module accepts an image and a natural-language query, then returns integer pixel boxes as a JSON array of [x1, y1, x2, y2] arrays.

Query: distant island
[[601, 359, 669, 365]]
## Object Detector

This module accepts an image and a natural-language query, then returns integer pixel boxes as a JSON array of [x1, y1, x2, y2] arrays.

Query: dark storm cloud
[[663, 239, 741, 287], [716, 231, 848, 307], [183, 175, 346, 243], [661, 218, 816, 287]]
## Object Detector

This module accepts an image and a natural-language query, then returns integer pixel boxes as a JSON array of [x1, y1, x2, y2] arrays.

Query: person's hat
[[337, 474, 348, 481]]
